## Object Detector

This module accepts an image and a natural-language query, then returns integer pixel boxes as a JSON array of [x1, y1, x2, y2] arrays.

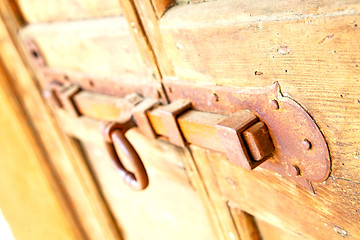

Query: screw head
[[270, 99, 279, 110], [302, 139, 312, 150]]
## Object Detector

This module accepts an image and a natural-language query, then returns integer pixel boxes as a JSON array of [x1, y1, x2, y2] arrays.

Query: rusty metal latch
[[43, 78, 330, 193], [216, 110, 274, 170], [27, 38, 330, 193], [44, 82, 150, 190]]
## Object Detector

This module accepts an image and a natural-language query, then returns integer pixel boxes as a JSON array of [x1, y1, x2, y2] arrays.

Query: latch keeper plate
[[164, 80, 331, 193]]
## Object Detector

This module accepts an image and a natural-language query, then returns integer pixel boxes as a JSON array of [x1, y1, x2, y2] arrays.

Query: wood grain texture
[[151, 0, 175, 18], [118, 0, 162, 80], [78, 129, 218, 240], [54, 106, 237, 240], [16, 0, 123, 23], [159, 1, 360, 184], [230, 209, 261, 240], [161, 0, 360, 87], [158, 2, 360, 238], [190, 146, 360, 240], [256, 218, 305, 240], [0, 7, 122, 239], [0, 56, 78, 240], [20, 17, 156, 82], [189, 145, 243, 240], [133, 0, 175, 76]]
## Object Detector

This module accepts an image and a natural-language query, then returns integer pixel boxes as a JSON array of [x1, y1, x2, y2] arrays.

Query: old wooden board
[[15, 0, 123, 23], [156, 2, 360, 238], [77, 129, 218, 240], [255, 218, 305, 240], [5, 0, 360, 239], [20, 17, 156, 82], [132, 0, 175, 76], [190, 146, 360, 240], [159, 0, 360, 182], [0, 60, 78, 240], [0, 7, 122, 239]]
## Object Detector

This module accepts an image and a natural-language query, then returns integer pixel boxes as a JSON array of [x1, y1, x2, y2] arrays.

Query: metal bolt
[[302, 139, 312, 150], [270, 99, 279, 110]]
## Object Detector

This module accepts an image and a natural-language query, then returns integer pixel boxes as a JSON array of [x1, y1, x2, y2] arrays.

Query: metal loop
[[105, 129, 149, 191]]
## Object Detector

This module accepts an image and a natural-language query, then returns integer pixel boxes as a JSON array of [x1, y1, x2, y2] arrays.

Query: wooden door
[[136, 1, 360, 239], [2, 0, 360, 239], [0, 51, 79, 240], [2, 0, 219, 239]]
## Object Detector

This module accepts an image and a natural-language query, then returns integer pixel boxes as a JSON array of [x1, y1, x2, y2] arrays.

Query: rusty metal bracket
[[42, 81, 81, 118], [242, 121, 274, 162], [59, 84, 82, 117], [164, 80, 331, 193], [216, 110, 274, 170], [41, 68, 167, 102], [158, 99, 192, 147], [132, 98, 159, 139], [43, 79, 330, 193], [42, 81, 64, 108]]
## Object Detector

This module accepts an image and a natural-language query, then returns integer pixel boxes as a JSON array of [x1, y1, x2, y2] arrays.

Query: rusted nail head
[[302, 139, 312, 150], [292, 165, 301, 176], [270, 99, 279, 110]]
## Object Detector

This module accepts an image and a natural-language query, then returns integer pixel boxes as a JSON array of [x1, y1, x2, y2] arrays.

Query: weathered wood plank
[[20, 17, 156, 82], [133, 0, 175, 76], [174, 0, 360, 16], [160, 2, 360, 88], [189, 145, 244, 240], [151, 0, 175, 18], [190, 146, 360, 240], [0, 9, 122, 239], [16, 0, 123, 23], [159, 2, 360, 185], [230, 209, 261, 240], [80, 130, 218, 240], [256, 218, 305, 240], [0, 54, 79, 240], [118, 0, 162, 80]]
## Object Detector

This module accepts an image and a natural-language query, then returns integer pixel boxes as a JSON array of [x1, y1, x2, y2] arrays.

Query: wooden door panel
[[144, 0, 360, 185], [159, 1, 360, 187], [142, 1, 360, 239], [20, 17, 156, 82], [255, 219, 305, 240], [160, 0, 360, 84], [15, 0, 123, 23], [80, 130, 218, 240], [15, 0, 222, 236], [7, 0, 359, 239], [131, 0, 175, 76], [0, 58, 78, 240], [228, 207, 305, 240], [190, 145, 359, 240], [53, 108, 218, 239]]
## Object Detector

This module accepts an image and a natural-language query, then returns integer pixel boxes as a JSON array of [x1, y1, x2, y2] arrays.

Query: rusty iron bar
[[43, 78, 330, 193]]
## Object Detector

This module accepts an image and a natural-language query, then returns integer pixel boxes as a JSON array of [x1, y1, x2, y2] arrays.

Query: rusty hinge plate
[[164, 80, 330, 192]]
